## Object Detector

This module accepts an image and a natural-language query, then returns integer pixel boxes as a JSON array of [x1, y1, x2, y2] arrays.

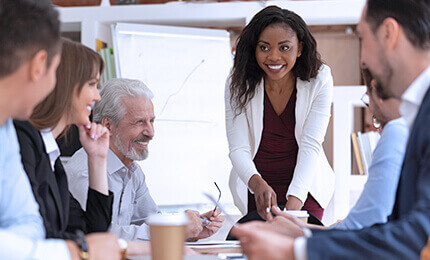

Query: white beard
[[114, 131, 149, 161]]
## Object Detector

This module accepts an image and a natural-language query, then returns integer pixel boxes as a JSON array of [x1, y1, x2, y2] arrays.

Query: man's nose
[[144, 123, 154, 139]]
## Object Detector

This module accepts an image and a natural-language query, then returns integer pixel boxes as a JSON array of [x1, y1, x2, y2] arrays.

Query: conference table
[[128, 241, 245, 260], [128, 256, 241, 260]]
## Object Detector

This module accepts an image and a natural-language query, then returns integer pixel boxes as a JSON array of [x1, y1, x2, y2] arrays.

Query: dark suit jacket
[[307, 86, 430, 259], [13, 120, 113, 240]]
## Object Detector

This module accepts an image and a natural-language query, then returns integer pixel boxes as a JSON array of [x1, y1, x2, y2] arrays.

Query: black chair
[[226, 207, 323, 240]]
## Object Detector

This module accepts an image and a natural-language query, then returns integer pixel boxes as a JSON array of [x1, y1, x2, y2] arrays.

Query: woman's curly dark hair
[[229, 5, 323, 114]]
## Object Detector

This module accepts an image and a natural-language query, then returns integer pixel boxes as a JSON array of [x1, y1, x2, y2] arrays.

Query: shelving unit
[[57, 0, 365, 49], [57, 0, 368, 224], [324, 85, 368, 223]]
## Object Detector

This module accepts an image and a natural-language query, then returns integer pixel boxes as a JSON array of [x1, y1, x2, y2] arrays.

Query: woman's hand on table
[[248, 175, 277, 220]]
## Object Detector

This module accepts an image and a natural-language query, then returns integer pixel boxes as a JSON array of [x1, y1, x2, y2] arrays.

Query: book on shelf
[[351, 133, 364, 175], [97, 47, 116, 86], [351, 131, 380, 175], [96, 39, 108, 52]]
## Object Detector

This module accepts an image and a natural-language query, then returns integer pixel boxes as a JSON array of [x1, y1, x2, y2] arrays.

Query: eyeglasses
[[201, 182, 221, 227], [361, 92, 381, 129], [213, 182, 221, 211]]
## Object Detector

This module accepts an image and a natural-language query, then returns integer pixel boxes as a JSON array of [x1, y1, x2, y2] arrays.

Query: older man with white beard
[[66, 78, 224, 241]]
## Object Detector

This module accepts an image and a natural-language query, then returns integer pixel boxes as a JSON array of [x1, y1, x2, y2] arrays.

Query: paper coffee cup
[[284, 210, 309, 223], [147, 213, 189, 260]]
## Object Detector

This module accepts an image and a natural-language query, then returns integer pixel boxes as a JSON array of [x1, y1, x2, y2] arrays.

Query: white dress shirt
[[40, 129, 60, 171], [65, 148, 159, 240], [399, 66, 430, 129], [294, 66, 430, 260]]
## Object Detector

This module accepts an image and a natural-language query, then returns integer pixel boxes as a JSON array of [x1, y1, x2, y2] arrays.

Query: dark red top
[[248, 88, 323, 220]]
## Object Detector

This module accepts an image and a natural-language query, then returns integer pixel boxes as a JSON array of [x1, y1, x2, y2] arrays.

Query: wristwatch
[[118, 238, 128, 260], [75, 230, 89, 260]]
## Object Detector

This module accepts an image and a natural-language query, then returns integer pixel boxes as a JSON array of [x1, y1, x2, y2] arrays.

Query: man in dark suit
[[232, 0, 430, 259]]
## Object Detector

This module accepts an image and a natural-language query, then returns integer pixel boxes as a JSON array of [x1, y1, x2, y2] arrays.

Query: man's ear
[[370, 79, 378, 90], [102, 117, 113, 135], [380, 17, 400, 51], [29, 50, 48, 83]]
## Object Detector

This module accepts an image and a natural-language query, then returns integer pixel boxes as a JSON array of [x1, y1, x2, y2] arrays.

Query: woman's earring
[[372, 115, 381, 129]]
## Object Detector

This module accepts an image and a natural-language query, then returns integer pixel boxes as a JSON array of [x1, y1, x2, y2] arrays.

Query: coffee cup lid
[[146, 213, 189, 226], [284, 210, 309, 218]]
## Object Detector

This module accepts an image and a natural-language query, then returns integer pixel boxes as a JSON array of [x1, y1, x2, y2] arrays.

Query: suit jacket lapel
[[43, 162, 65, 231], [36, 132, 67, 230]]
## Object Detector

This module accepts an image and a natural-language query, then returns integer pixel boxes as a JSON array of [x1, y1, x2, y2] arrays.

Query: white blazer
[[225, 64, 335, 215]]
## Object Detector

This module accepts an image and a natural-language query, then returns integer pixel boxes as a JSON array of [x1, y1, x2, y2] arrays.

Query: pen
[[200, 216, 211, 227], [204, 192, 237, 228]]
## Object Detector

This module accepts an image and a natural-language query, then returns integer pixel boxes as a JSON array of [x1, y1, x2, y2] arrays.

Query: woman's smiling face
[[70, 71, 101, 126], [255, 24, 302, 82]]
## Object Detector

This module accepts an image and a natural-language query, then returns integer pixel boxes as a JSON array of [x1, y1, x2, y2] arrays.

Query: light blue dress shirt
[[0, 119, 44, 239], [333, 117, 409, 230], [0, 119, 70, 259]]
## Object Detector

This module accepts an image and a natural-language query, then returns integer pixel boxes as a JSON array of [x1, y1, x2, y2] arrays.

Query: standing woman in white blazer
[[226, 6, 334, 221]]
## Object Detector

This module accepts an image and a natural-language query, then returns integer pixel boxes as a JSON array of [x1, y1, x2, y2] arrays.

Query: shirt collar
[[384, 117, 405, 129], [107, 149, 127, 175], [107, 149, 140, 176], [40, 129, 60, 171], [400, 66, 430, 128], [401, 66, 430, 108]]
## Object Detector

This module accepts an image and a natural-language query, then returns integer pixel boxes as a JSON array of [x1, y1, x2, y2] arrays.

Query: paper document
[[186, 240, 240, 249]]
